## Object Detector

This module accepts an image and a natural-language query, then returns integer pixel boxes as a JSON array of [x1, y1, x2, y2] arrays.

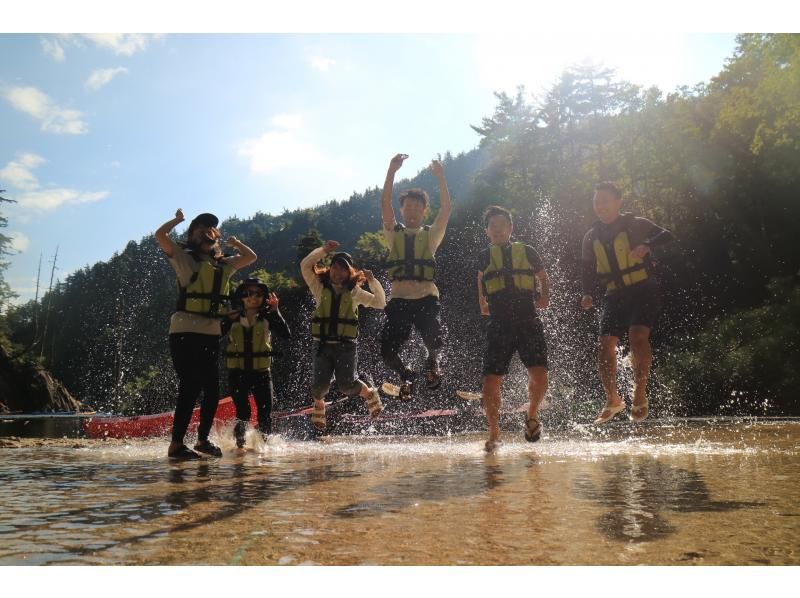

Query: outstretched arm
[[382, 153, 407, 230], [224, 236, 257, 270], [155, 209, 185, 257], [431, 159, 452, 228]]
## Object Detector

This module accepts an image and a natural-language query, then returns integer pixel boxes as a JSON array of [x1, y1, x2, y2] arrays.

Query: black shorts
[[599, 283, 661, 338], [483, 316, 548, 376]]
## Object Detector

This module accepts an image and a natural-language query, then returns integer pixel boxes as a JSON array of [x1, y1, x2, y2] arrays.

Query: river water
[[0, 418, 797, 565]]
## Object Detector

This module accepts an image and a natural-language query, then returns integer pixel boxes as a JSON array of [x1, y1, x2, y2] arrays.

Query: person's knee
[[528, 367, 548, 386], [629, 327, 651, 348], [482, 374, 503, 392]]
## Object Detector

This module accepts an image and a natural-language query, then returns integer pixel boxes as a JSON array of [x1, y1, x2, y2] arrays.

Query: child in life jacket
[[300, 240, 386, 431], [225, 277, 291, 449]]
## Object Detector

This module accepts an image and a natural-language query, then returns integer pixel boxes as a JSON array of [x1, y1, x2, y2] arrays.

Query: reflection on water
[[573, 457, 763, 542], [0, 419, 798, 565]]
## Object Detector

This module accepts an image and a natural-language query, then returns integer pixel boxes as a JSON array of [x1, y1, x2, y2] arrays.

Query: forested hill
[[4, 34, 799, 418]]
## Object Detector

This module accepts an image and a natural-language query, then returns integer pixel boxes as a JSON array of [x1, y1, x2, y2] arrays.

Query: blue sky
[[1, 30, 739, 304]]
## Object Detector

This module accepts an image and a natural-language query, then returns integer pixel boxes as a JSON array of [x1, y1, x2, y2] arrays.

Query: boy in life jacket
[[155, 209, 257, 461], [380, 154, 452, 400], [225, 277, 291, 449], [300, 240, 386, 431], [580, 182, 674, 424], [476, 206, 550, 452]]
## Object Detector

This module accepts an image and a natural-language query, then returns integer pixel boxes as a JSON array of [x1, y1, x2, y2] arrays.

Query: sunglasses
[[242, 290, 264, 298]]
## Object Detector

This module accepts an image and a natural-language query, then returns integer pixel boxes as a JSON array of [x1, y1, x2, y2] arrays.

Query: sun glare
[[474, 32, 690, 96]]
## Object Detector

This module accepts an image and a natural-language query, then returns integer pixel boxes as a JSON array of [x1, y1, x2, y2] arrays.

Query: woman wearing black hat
[[225, 277, 290, 449], [155, 208, 257, 460], [300, 239, 386, 431]]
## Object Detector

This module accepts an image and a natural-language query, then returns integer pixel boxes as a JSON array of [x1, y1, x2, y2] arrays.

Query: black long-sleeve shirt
[[581, 215, 674, 295]]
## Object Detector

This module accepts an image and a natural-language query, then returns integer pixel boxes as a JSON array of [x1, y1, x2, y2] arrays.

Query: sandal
[[365, 389, 384, 419], [398, 380, 413, 402], [311, 402, 326, 431], [630, 399, 649, 423], [168, 445, 201, 461], [594, 401, 625, 424], [524, 416, 542, 443], [425, 368, 442, 390]]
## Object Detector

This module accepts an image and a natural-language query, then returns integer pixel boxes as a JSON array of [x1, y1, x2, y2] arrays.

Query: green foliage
[[248, 268, 298, 291], [354, 231, 389, 270], [660, 277, 800, 415]]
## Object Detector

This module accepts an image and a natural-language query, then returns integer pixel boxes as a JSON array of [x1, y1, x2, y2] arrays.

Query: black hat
[[235, 277, 270, 299], [189, 213, 219, 229], [331, 252, 354, 269]]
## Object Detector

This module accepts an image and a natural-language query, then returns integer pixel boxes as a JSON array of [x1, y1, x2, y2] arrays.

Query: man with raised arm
[[380, 154, 452, 401]]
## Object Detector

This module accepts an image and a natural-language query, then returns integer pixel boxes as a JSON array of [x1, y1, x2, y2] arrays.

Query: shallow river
[[0, 419, 797, 565]]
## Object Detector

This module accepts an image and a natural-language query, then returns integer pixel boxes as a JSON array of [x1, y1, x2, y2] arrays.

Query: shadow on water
[[332, 455, 534, 518], [572, 455, 764, 542], [0, 458, 361, 563]]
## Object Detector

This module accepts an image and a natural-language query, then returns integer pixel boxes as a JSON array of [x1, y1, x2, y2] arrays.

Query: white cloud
[[40, 36, 65, 61], [239, 131, 322, 174], [308, 55, 336, 72], [8, 232, 30, 253], [81, 33, 161, 56], [86, 67, 129, 91], [239, 113, 323, 174], [39, 34, 162, 59], [1, 152, 108, 212], [18, 189, 109, 211], [271, 113, 305, 130], [2, 86, 87, 135], [0, 153, 46, 191]]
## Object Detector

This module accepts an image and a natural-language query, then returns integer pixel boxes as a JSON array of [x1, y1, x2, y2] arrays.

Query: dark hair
[[398, 188, 430, 210], [313, 263, 367, 290], [594, 181, 622, 200], [482, 205, 513, 228]]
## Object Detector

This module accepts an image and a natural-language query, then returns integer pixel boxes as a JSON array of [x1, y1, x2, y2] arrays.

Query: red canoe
[[83, 396, 316, 439]]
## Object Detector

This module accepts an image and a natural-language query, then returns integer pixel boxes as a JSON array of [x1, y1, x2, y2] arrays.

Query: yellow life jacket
[[386, 224, 436, 282], [482, 242, 536, 295], [226, 319, 274, 371], [176, 250, 235, 318], [311, 283, 359, 342], [591, 214, 650, 293]]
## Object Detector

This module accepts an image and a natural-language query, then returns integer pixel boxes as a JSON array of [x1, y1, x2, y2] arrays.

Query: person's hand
[[536, 295, 550, 309], [581, 294, 593, 310], [388, 153, 408, 174], [175, 208, 185, 222], [629, 244, 650, 260], [267, 292, 279, 310], [323, 240, 340, 253], [363, 269, 375, 282], [479, 297, 490, 316], [224, 235, 240, 247], [430, 159, 444, 178]]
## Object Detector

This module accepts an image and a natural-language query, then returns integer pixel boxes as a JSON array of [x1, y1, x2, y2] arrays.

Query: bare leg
[[482, 374, 503, 447], [526, 366, 548, 422], [596, 335, 624, 422], [629, 325, 652, 419]]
